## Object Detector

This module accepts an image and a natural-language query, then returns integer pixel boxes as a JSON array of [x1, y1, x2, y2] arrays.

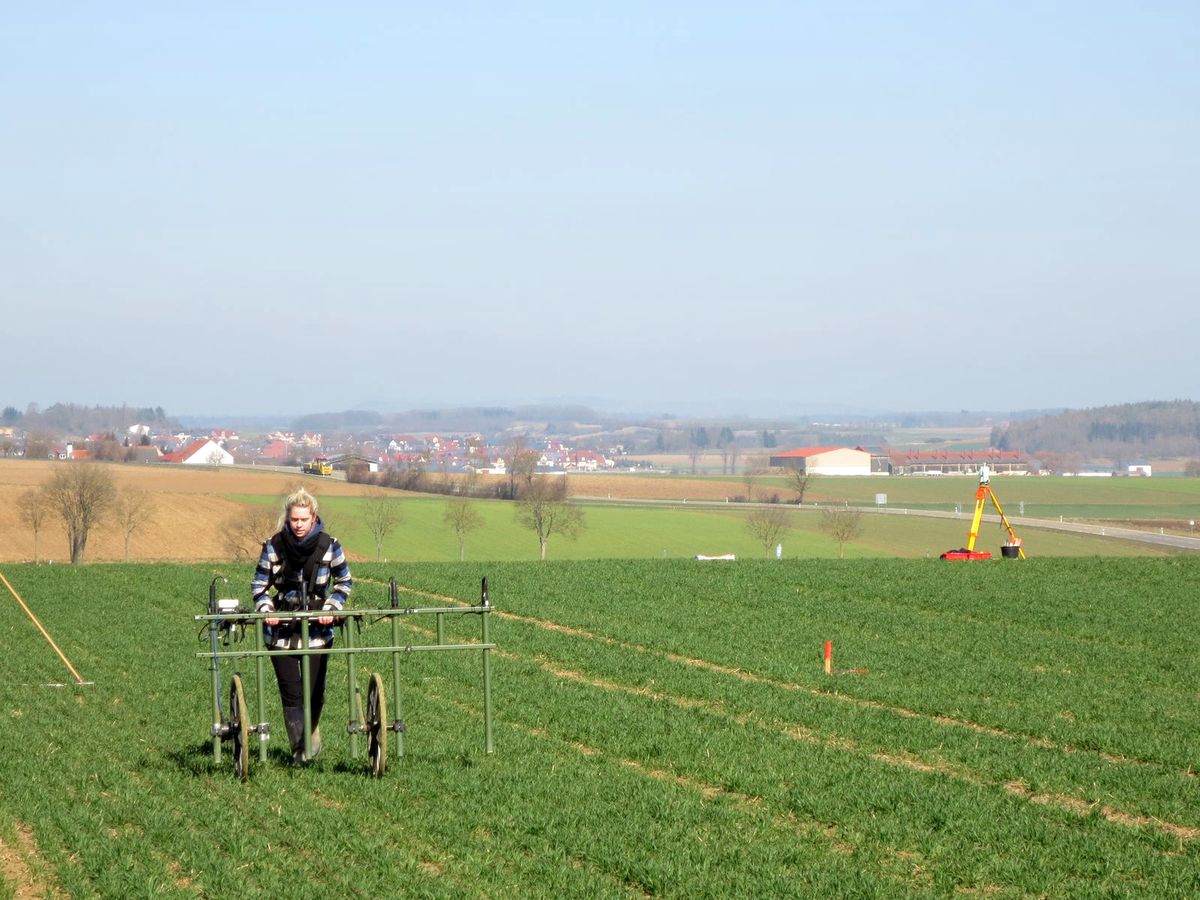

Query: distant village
[[0, 423, 623, 476], [0, 421, 1158, 479]]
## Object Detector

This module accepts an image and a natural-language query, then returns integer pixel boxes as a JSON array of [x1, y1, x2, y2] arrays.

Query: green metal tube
[[199, 643, 495, 660], [345, 617, 359, 759], [482, 606, 494, 754], [194, 606, 490, 623], [255, 620, 268, 762], [209, 622, 222, 764], [391, 611, 405, 759], [436, 612, 445, 646], [300, 616, 312, 761]]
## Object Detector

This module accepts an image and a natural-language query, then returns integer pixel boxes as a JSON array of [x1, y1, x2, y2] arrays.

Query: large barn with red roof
[[768, 446, 873, 475]]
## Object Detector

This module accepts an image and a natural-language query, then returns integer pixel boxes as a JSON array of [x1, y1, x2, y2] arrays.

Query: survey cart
[[197, 576, 495, 780]]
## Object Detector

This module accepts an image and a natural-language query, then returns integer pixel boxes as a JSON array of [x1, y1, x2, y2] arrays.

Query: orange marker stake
[[824, 640, 832, 676]]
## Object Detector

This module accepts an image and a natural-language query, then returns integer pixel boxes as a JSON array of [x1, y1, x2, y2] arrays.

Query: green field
[[234, 493, 1184, 564], [3, 558, 1199, 896], [682, 472, 1200, 519]]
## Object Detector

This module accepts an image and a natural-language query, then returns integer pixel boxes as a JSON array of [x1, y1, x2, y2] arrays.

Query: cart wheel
[[367, 672, 387, 777], [229, 674, 250, 781]]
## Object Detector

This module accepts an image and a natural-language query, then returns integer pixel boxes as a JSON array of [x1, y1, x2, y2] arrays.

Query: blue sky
[[3, 4, 1197, 417]]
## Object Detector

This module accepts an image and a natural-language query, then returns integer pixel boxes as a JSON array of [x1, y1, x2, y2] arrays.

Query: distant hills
[[992, 400, 1200, 461]]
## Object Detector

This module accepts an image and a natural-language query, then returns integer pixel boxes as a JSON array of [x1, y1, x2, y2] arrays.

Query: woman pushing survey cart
[[198, 568, 496, 779]]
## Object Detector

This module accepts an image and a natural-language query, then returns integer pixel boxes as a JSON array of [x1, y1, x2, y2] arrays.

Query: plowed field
[[0, 461, 743, 563], [0, 460, 379, 563]]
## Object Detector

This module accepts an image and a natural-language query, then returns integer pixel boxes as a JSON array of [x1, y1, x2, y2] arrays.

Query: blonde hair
[[277, 487, 319, 530]]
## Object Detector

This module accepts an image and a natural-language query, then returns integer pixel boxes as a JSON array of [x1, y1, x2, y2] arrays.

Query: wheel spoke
[[229, 675, 250, 781], [367, 673, 387, 777]]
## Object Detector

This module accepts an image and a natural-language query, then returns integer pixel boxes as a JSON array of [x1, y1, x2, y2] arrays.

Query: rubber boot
[[284, 707, 307, 765]]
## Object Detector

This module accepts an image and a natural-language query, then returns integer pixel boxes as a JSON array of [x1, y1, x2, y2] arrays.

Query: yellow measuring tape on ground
[[0, 568, 92, 686]]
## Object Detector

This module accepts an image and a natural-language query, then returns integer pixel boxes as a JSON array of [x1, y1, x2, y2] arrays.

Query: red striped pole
[[824, 640, 832, 676]]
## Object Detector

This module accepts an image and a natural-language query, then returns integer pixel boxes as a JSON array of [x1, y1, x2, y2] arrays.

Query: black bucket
[[1000, 544, 1021, 559]]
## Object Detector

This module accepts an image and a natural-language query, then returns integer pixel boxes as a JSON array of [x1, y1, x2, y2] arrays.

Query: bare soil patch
[[0, 820, 63, 899], [0, 460, 384, 563]]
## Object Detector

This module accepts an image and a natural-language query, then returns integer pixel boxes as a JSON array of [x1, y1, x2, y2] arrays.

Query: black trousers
[[270, 650, 330, 725]]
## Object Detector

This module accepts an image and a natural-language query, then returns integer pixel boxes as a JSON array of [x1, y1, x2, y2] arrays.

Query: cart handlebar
[[194, 605, 490, 623]]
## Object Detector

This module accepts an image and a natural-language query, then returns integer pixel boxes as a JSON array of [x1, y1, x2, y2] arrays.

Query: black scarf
[[275, 520, 327, 600]]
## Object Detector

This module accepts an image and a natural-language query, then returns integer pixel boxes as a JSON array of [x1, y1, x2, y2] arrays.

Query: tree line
[[343, 454, 585, 561]]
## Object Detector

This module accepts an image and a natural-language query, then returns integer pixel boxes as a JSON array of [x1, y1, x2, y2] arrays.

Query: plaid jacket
[[251, 524, 352, 648]]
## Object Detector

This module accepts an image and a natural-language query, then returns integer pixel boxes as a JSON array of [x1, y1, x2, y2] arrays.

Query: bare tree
[[222, 504, 279, 561], [460, 468, 481, 497], [43, 464, 116, 563], [819, 505, 864, 559], [114, 489, 157, 561], [1032, 450, 1084, 475], [435, 468, 456, 495], [504, 436, 539, 499], [515, 476, 585, 560], [24, 432, 53, 461], [745, 506, 791, 558], [784, 467, 814, 505], [741, 455, 768, 502], [687, 427, 709, 475], [717, 426, 736, 475], [443, 497, 485, 561], [362, 491, 403, 560], [17, 488, 50, 562]]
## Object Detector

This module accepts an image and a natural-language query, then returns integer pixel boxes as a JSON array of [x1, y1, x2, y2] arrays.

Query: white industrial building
[[768, 446, 872, 476]]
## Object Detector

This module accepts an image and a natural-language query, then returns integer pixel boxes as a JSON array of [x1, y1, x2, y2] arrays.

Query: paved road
[[572, 495, 1200, 552]]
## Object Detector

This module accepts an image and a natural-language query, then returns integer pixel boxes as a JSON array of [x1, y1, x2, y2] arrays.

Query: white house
[[161, 438, 235, 466]]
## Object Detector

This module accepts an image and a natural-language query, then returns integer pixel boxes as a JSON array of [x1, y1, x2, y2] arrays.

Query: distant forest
[[991, 401, 1200, 461]]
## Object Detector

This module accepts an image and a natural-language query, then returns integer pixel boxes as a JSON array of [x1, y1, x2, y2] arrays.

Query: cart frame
[[197, 576, 495, 778]]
